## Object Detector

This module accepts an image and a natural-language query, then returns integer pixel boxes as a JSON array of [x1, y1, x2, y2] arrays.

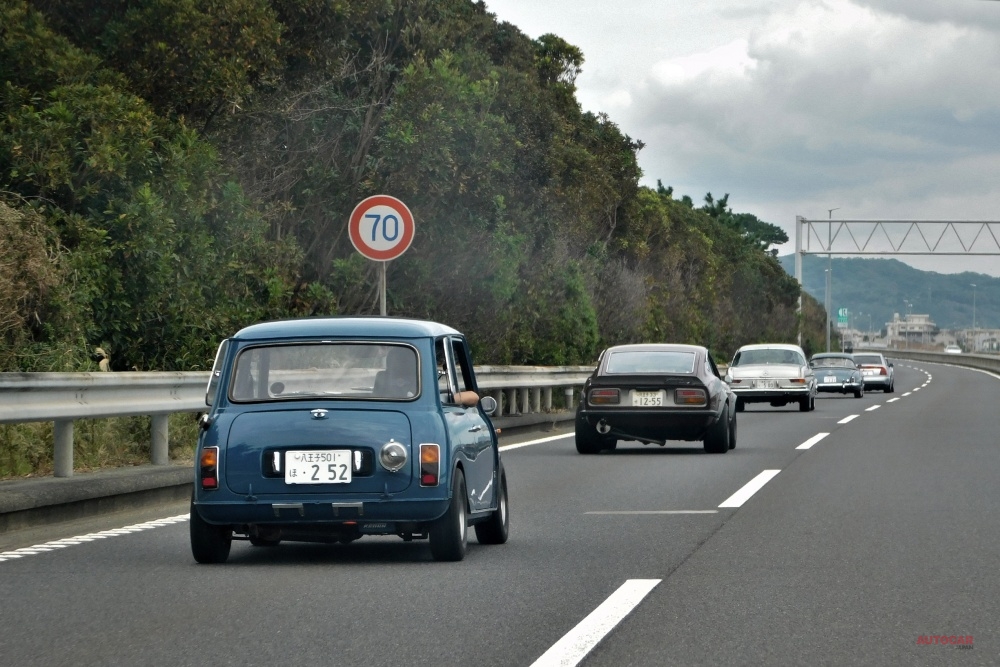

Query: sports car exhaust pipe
[[596, 420, 611, 435]]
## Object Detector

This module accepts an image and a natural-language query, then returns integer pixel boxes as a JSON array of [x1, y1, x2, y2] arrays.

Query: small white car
[[944, 345, 962, 354]]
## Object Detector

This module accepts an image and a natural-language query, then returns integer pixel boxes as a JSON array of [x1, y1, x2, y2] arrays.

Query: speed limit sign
[[348, 195, 415, 261]]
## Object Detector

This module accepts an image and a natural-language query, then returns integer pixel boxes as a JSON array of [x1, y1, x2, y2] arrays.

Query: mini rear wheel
[[430, 470, 468, 561], [190, 498, 232, 564]]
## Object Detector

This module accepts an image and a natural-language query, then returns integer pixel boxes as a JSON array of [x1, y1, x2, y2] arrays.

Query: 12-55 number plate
[[632, 390, 665, 406], [285, 450, 351, 484]]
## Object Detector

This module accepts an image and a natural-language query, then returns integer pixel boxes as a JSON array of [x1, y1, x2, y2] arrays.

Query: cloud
[[625, 0, 1000, 214]]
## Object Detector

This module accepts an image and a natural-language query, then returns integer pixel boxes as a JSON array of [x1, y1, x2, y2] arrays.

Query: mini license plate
[[631, 390, 665, 407], [754, 380, 777, 389], [285, 450, 351, 484]]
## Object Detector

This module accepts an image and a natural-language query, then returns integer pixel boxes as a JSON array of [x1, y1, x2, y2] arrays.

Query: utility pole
[[826, 208, 839, 353]]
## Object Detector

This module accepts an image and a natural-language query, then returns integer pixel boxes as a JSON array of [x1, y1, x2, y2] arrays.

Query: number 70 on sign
[[348, 195, 415, 262]]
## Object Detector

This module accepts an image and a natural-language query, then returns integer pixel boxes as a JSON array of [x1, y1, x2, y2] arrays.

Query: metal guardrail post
[[544, 387, 552, 411], [520, 387, 530, 414], [151, 415, 169, 465], [53, 419, 73, 477], [564, 387, 575, 410]]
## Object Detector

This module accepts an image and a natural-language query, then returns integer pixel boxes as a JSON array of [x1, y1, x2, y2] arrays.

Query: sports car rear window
[[229, 343, 418, 402], [605, 351, 696, 374]]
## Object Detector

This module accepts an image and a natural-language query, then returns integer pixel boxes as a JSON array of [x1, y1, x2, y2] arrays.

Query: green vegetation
[[1, 1, 825, 475]]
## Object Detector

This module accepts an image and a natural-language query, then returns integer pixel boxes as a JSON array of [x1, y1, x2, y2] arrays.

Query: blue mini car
[[190, 317, 509, 563]]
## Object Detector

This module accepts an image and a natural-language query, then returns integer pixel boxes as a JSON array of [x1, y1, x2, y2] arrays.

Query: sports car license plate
[[632, 390, 665, 406], [285, 450, 351, 484], [754, 380, 777, 389], [823, 376, 837, 383]]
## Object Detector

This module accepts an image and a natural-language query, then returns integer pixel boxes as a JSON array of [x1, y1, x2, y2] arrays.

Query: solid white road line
[[499, 433, 573, 452], [865, 405, 881, 411], [530, 579, 661, 667], [838, 415, 859, 424], [718, 470, 781, 508], [796, 433, 830, 450], [585, 510, 718, 515]]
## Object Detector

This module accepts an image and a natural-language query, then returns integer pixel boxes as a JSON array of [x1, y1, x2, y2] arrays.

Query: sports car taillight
[[199, 446, 219, 490], [674, 388, 707, 406], [589, 388, 620, 405], [419, 444, 440, 486]]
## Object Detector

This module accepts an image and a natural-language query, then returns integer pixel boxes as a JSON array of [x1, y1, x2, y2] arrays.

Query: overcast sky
[[483, 0, 1000, 277]]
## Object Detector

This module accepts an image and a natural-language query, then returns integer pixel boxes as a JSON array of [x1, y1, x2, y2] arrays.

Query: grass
[[0, 412, 201, 479]]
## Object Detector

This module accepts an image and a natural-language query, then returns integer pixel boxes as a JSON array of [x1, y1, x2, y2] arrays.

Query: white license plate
[[285, 450, 352, 484], [754, 380, 777, 389], [632, 390, 665, 406], [823, 376, 838, 383], [862, 369, 876, 376]]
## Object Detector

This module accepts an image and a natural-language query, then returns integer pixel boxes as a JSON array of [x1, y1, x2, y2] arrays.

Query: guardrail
[[0, 366, 594, 477], [862, 349, 1000, 374]]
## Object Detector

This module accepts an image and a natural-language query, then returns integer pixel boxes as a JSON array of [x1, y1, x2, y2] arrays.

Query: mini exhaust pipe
[[596, 420, 611, 435]]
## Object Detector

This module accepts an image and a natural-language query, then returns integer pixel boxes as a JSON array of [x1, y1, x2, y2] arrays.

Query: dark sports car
[[810, 353, 864, 398], [575, 344, 737, 454]]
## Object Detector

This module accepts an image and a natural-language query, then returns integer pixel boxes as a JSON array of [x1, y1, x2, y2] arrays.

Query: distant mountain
[[777, 255, 999, 332]]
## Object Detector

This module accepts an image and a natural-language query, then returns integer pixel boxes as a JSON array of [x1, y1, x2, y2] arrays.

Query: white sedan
[[725, 343, 817, 412]]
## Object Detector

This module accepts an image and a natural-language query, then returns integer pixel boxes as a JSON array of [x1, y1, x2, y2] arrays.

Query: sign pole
[[380, 261, 387, 316]]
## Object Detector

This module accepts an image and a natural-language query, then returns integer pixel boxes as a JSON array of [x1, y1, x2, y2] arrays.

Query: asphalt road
[[1, 360, 996, 666]]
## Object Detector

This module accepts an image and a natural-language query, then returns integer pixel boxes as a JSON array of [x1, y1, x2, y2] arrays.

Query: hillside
[[778, 255, 999, 332]]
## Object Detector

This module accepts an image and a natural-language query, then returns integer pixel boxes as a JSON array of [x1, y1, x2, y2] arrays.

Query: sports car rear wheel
[[575, 419, 604, 454], [703, 405, 731, 454]]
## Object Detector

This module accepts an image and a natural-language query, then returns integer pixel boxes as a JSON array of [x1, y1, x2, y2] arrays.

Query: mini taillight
[[199, 446, 219, 490], [589, 388, 620, 405], [674, 388, 707, 405], [420, 444, 440, 486]]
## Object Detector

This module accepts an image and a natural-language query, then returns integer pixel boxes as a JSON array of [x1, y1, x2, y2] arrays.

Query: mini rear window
[[605, 351, 696, 374], [229, 343, 419, 402]]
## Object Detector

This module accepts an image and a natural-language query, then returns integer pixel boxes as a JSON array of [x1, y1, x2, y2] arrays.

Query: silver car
[[725, 343, 817, 412], [852, 352, 895, 392]]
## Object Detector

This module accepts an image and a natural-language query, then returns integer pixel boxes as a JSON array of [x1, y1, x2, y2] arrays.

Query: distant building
[[886, 312, 937, 347]]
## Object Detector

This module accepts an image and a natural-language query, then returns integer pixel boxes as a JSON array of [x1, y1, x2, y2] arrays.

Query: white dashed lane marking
[[0, 514, 189, 563]]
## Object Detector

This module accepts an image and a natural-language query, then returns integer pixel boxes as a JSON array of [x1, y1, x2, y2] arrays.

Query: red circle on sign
[[348, 195, 415, 261]]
